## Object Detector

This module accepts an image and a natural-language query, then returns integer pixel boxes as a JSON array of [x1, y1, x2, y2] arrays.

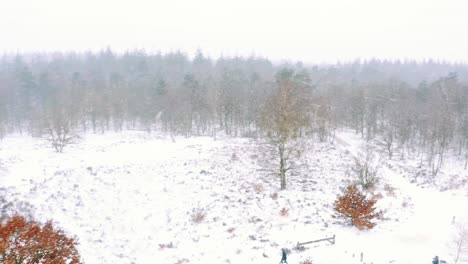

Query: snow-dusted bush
[[159, 242, 174, 250], [191, 207, 207, 224], [270, 192, 278, 200], [0, 215, 81, 263], [300, 259, 313, 264], [334, 185, 381, 230], [353, 146, 381, 190], [0, 189, 35, 221], [280, 207, 289, 217], [253, 183, 264, 193], [383, 183, 397, 197]]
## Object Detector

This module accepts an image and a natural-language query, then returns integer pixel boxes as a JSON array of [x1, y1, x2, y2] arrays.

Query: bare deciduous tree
[[451, 222, 468, 264], [259, 69, 311, 190], [379, 130, 394, 159], [42, 110, 79, 153]]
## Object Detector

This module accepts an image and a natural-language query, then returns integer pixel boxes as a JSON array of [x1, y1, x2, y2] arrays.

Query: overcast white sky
[[1, 0, 468, 63]]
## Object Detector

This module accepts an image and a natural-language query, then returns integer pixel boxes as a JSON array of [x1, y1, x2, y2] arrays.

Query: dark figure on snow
[[280, 248, 288, 264], [432, 256, 439, 264]]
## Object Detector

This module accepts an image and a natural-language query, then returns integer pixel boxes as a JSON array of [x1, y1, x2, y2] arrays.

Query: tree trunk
[[279, 145, 286, 190]]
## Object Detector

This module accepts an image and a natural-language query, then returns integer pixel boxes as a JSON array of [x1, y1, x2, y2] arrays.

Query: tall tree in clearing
[[0, 215, 81, 264], [259, 68, 311, 190]]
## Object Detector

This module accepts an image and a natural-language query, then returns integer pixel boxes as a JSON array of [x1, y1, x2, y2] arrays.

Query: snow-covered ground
[[0, 131, 467, 263]]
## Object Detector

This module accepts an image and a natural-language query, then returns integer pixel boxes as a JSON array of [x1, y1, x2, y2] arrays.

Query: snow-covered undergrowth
[[0, 131, 467, 263]]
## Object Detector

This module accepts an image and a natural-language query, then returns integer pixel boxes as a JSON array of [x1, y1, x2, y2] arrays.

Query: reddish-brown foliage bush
[[0, 215, 80, 264], [334, 185, 381, 230], [300, 259, 313, 264]]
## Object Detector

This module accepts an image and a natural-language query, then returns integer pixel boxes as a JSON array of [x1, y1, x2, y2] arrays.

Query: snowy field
[[0, 131, 467, 264]]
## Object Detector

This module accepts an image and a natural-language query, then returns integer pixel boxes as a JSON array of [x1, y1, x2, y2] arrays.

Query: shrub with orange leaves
[[0, 215, 81, 264], [334, 185, 382, 230]]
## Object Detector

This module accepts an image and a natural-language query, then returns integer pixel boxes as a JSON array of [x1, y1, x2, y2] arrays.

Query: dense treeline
[[0, 50, 467, 171]]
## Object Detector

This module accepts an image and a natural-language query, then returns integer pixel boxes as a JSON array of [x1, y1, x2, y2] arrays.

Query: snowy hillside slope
[[0, 131, 467, 263]]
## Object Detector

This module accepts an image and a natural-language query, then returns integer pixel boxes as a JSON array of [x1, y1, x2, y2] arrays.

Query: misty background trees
[[0, 49, 467, 175]]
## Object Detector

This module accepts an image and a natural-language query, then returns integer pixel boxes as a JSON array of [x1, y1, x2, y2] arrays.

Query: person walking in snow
[[279, 248, 288, 264]]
